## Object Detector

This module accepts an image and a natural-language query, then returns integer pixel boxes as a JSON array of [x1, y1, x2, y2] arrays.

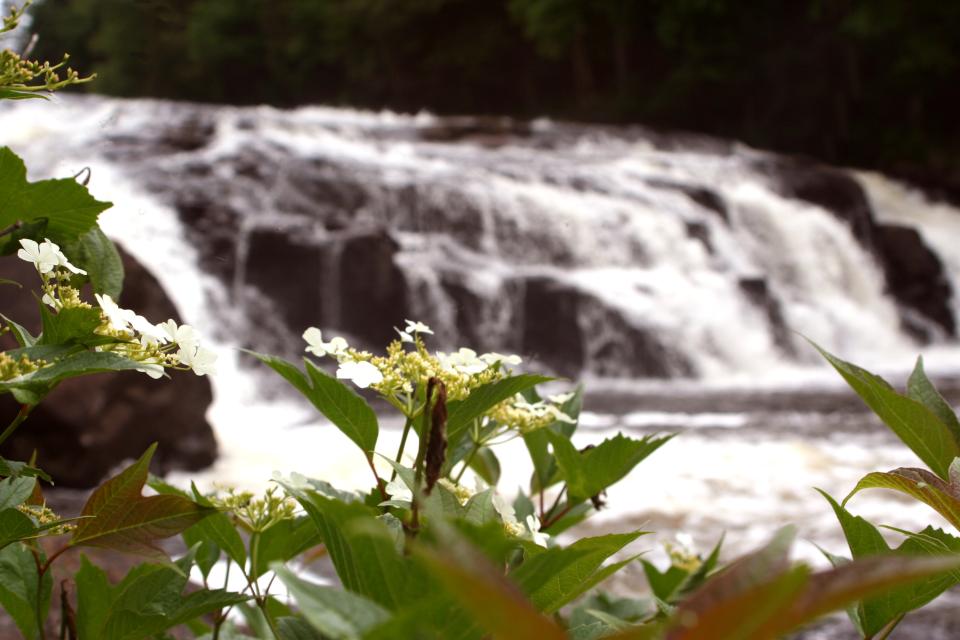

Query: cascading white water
[[2, 94, 951, 385]]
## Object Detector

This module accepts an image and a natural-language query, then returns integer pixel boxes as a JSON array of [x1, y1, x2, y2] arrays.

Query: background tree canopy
[[26, 0, 960, 196]]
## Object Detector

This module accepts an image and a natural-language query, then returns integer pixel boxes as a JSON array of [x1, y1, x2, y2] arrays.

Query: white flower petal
[[336, 360, 383, 389]]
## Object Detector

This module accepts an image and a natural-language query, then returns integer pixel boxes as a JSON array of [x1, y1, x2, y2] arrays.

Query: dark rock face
[[521, 277, 585, 377], [519, 276, 691, 378], [648, 179, 729, 222], [246, 229, 325, 332], [738, 277, 795, 354], [0, 250, 217, 488], [876, 224, 956, 339], [338, 231, 409, 347]]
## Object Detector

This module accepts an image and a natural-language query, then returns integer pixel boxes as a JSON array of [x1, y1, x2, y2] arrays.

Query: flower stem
[[366, 454, 388, 502], [390, 416, 414, 481], [0, 403, 33, 447]]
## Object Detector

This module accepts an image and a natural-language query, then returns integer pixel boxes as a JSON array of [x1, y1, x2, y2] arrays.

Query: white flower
[[161, 320, 200, 352], [41, 293, 59, 310], [548, 392, 575, 405], [303, 327, 348, 358], [437, 348, 488, 375], [18, 239, 61, 274], [546, 405, 577, 424], [404, 319, 433, 335], [179, 345, 217, 376], [130, 314, 168, 344], [384, 477, 412, 503], [480, 352, 522, 366], [272, 471, 311, 491], [525, 515, 549, 547], [17, 239, 86, 275], [492, 493, 518, 526], [394, 327, 414, 343], [95, 293, 135, 331], [135, 363, 165, 379], [336, 360, 383, 389], [55, 249, 86, 275]]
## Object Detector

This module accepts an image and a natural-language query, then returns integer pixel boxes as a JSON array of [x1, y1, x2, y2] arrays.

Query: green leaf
[[274, 564, 391, 640], [814, 343, 960, 479], [524, 386, 583, 492], [570, 622, 611, 640], [60, 227, 125, 298], [766, 554, 960, 638], [76, 555, 112, 640], [0, 147, 111, 242], [0, 351, 154, 399], [281, 484, 416, 609], [0, 457, 49, 482], [249, 351, 313, 397], [276, 616, 326, 640], [184, 511, 246, 571], [641, 561, 690, 602], [179, 483, 248, 573], [468, 447, 501, 486], [0, 476, 36, 510], [413, 527, 567, 640], [250, 516, 322, 580], [75, 554, 247, 639], [0, 313, 36, 347], [462, 489, 498, 527], [0, 541, 52, 639], [304, 359, 379, 452], [251, 352, 379, 453], [0, 509, 36, 550], [907, 356, 960, 447], [38, 305, 103, 346], [820, 489, 900, 635], [446, 374, 552, 456], [845, 467, 960, 532], [71, 443, 215, 558], [659, 520, 960, 640], [545, 431, 673, 502], [511, 532, 645, 613]]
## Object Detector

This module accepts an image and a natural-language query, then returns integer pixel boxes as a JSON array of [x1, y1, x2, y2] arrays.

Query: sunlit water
[[3, 95, 960, 634]]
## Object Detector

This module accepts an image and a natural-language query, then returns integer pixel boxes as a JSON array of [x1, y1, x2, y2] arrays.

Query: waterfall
[[0, 94, 957, 388]]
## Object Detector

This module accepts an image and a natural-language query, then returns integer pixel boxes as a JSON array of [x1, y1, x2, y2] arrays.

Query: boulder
[[519, 276, 692, 378], [337, 230, 409, 347], [738, 277, 795, 355], [0, 248, 217, 488], [876, 224, 955, 339]]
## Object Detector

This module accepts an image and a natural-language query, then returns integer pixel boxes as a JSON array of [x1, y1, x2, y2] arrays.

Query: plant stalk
[[0, 403, 33, 447], [390, 415, 414, 481]]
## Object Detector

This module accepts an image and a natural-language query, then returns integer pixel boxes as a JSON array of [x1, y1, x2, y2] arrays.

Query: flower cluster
[[17, 502, 75, 535], [384, 473, 551, 547], [302, 319, 522, 404], [210, 485, 298, 532], [492, 491, 549, 547], [486, 392, 577, 435], [17, 239, 216, 378], [0, 351, 43, 382], [664, 533, 702, 573], [1, 1, 92, 97]]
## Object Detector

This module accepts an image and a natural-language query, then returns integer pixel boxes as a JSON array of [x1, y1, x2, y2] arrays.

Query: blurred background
[[2, 2, 960, 633]]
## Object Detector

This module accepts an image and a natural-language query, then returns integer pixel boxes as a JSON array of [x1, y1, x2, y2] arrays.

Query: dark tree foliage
[[26, 0, 960, 195]]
